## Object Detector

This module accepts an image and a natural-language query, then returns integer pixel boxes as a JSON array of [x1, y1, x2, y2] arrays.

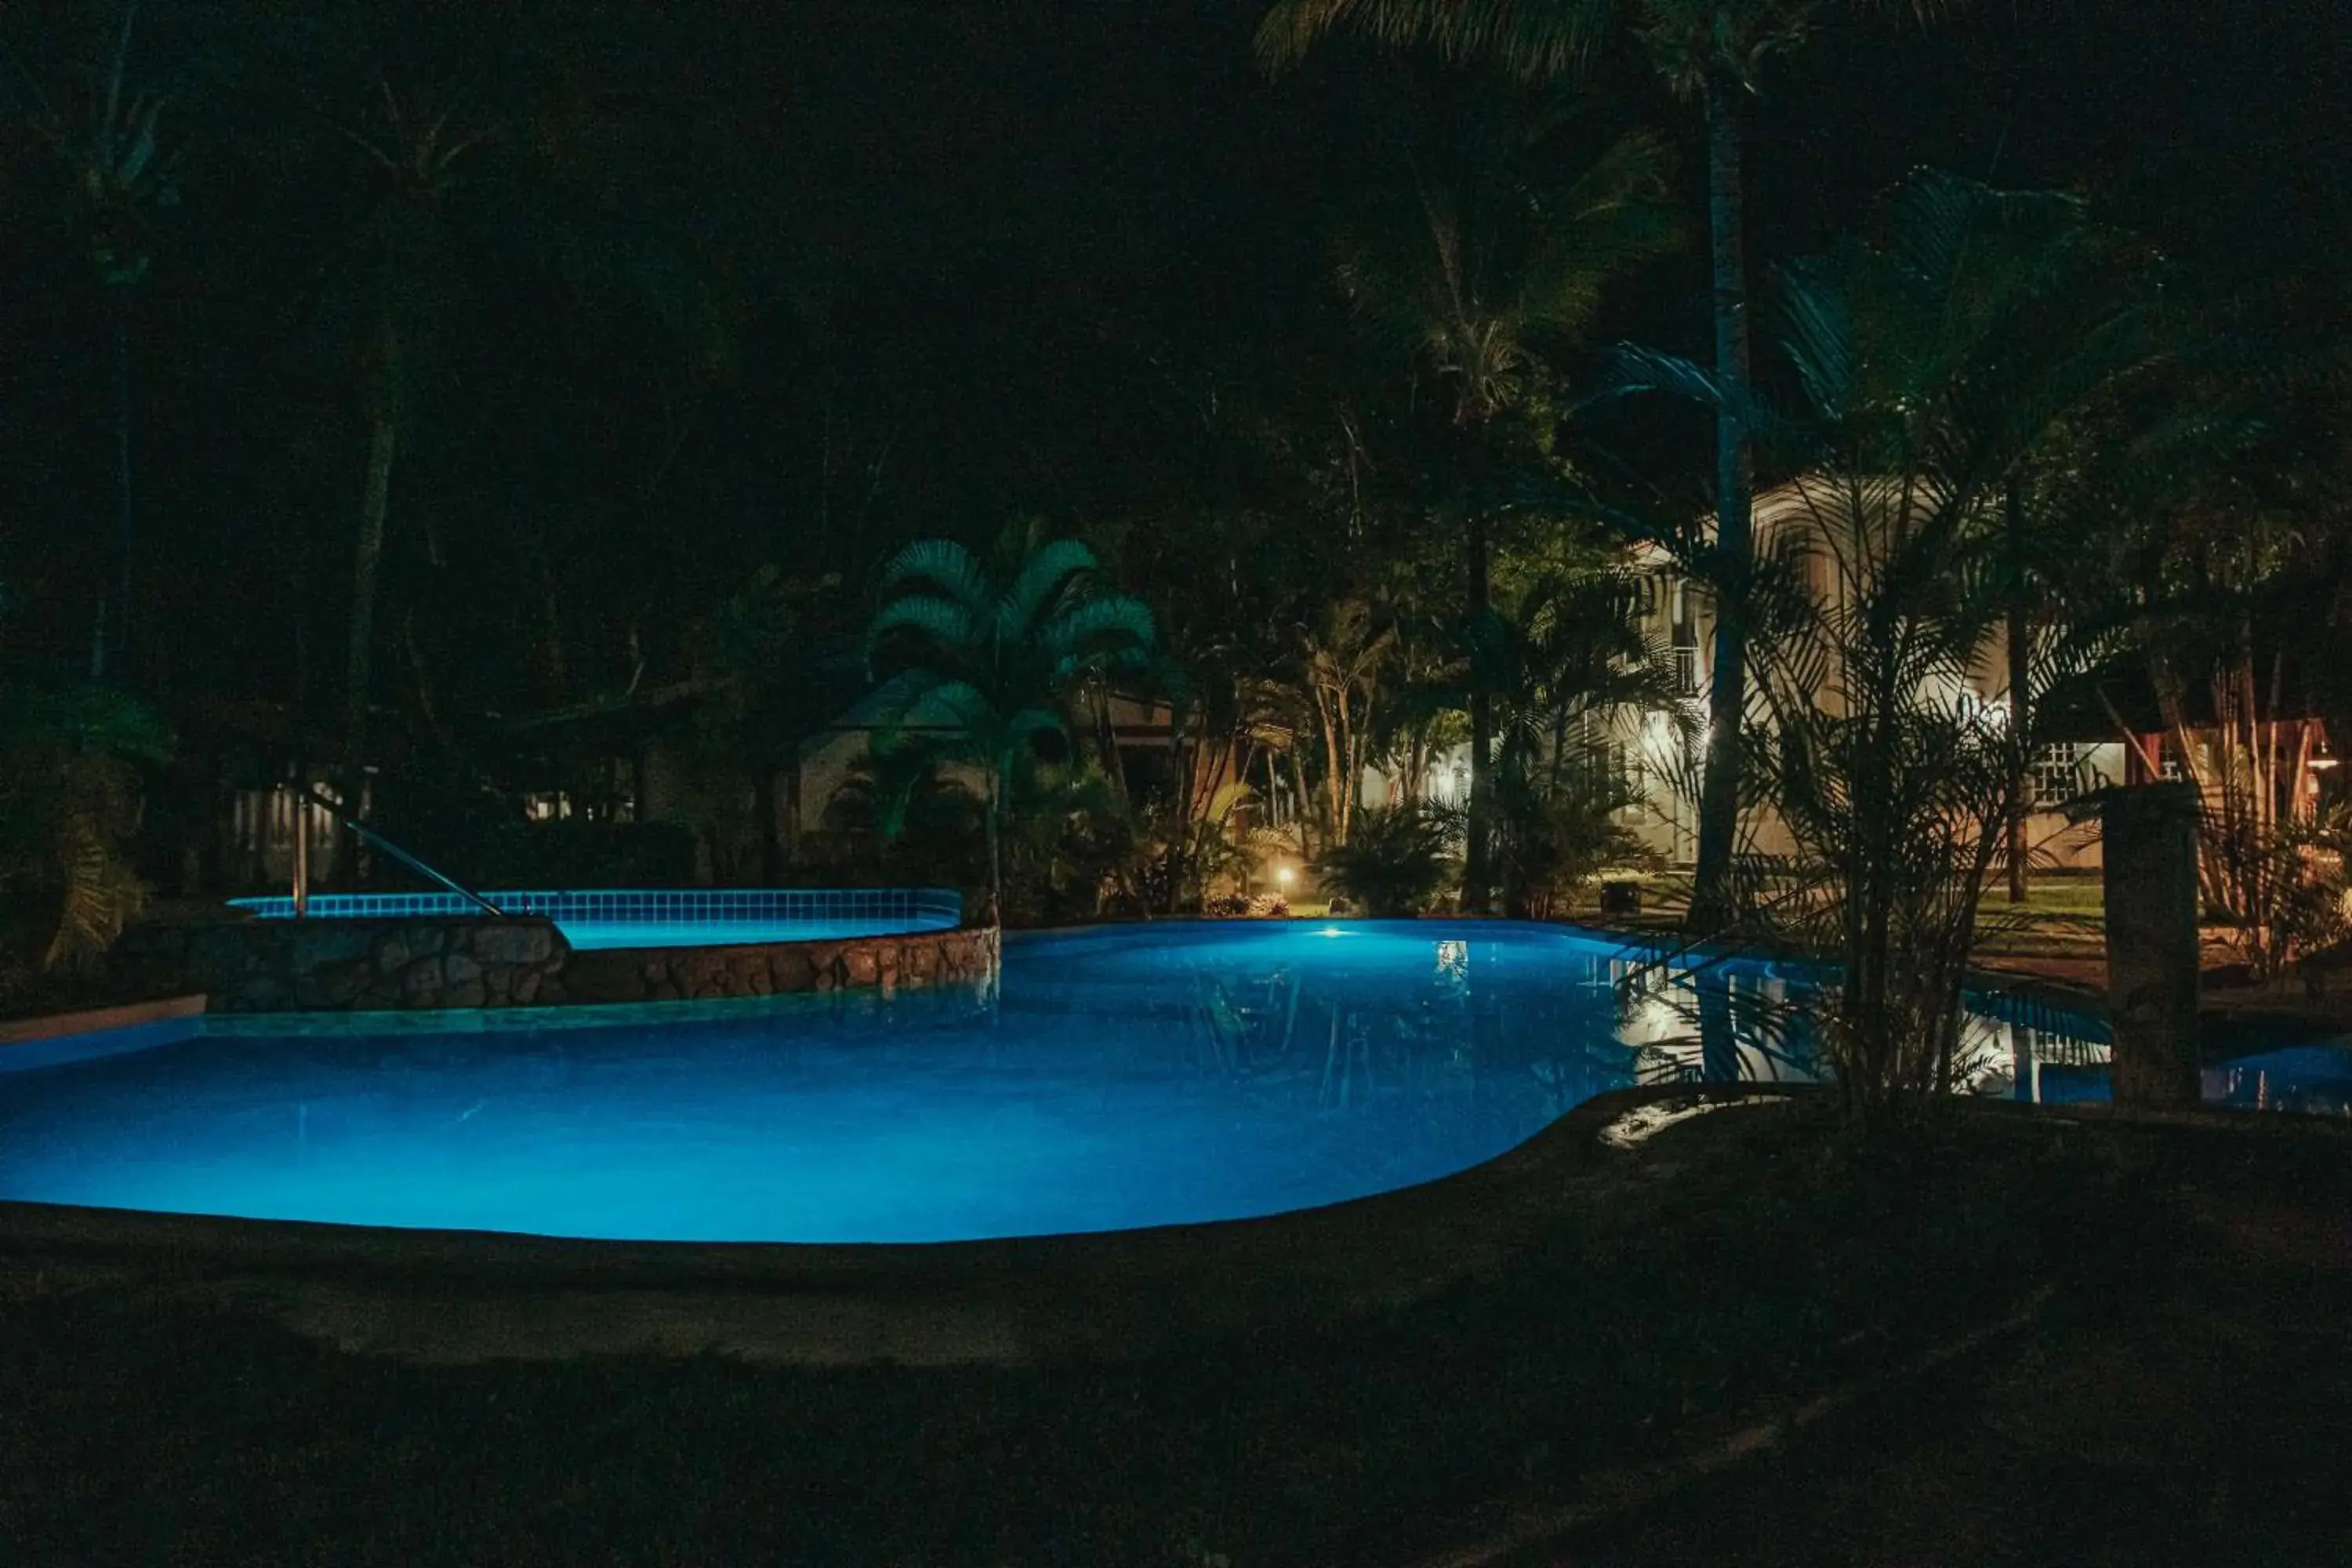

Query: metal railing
[[292, 786, 507, 918]]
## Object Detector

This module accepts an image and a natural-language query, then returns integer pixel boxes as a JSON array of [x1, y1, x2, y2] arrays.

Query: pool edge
[[2, 1083, 2340, 1369]]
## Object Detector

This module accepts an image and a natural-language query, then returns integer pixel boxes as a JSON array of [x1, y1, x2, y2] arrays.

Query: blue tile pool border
[[227, 886, 965, 931]]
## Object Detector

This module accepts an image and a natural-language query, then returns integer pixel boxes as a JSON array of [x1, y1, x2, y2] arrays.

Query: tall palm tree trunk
[[342, 410, 398, 844], [91, 293, 136, 681], [2005, 478, 2031, 903], [1464, 506, 1497, 913], [1686, 74, 1756, 935]]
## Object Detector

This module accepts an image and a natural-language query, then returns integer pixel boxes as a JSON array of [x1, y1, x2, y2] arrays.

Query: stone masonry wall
[[113, 916, 999, 1014], [561, 926, 1000, 1005], [114, 917, 569, 1013]]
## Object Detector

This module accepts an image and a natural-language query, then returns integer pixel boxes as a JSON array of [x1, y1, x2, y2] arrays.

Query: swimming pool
[[0, 923, 2337, 1243], [227, 887, 963, 949]]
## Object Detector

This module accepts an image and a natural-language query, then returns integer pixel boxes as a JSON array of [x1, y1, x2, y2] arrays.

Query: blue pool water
[[556, 919, 928, 950], [0, 923, 2337, 1242], [226, 887, 963, 950]]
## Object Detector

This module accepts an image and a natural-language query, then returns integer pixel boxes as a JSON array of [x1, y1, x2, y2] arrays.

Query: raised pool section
[[227, 887, 964, 949], [112, 887, 985, 1012]]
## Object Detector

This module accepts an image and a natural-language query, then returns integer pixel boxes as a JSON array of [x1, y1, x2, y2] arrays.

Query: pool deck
[[0, 993, 206, 1049], [3, 1082, 2339, 1369]]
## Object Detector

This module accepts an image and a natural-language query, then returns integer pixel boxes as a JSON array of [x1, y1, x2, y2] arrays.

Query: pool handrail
[[297, 788, 508, 919]]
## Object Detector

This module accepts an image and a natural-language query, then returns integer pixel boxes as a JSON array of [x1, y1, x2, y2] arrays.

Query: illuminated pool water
[[226, 887, 962, 950], [0, 923, 2329, 1243], [554, 919, 927, 950]]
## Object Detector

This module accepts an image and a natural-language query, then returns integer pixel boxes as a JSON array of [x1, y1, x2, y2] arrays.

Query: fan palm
[[866, 525, 1156, 925], [1330, 124, 1675, 909], [1260, 0, 1958, 931]]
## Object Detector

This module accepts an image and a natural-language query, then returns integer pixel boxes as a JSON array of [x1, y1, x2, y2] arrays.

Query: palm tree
[[7, 0, 183, 680], [0, 648, 172, 985], [1617, 170, 2162, 1121], [322, 78, 485, 817], [1291, 597, 1396, 851], [1258, 0, 1957, 931], [1328, 124, 1676, 908], [1477, 561, 1689, 914], [288, 6, 706, 840], [695, 565, 863, 884], [866, 526, 1156, 926]]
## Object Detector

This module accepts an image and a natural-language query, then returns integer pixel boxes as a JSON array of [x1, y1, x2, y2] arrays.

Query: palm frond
[[995, 538, 1101, 641], [876, 539, 988, 612], [1769, 252, 1857, 425], [865, 593, 978, 664], [1044, 594, 1157, 673], [1257, 0, 1606, 77], [41, 804, 145, 972], [1596, 343, 1786, 448], [1515, 130, 1680, 336], [1004, 706, 1067, 744], [898, 679, 1002, 759]]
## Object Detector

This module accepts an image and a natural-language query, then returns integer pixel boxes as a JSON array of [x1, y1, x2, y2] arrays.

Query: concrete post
[[2100, 782, 2201, 1106]]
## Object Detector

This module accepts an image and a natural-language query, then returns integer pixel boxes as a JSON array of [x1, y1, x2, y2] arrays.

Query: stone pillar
[[2100, 782, 2201, 1107]]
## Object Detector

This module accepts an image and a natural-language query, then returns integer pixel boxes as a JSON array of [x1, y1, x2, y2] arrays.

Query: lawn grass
[[5, 1100, 2343, 1566]]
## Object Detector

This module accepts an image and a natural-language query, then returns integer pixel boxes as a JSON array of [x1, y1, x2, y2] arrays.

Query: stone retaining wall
[[112, 916, 999, 1014], [114, 918, 570, 1012], [563, 926, 1000, 1005]]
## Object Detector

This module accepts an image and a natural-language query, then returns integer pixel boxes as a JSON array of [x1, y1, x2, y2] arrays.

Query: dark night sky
[[710, 0, 2352, 374], [719, 1, 2352, 266], [3, 0, 2346, 702]]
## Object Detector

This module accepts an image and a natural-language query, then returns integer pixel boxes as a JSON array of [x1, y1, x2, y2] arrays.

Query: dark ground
[[2, 1100, 2347, 1566]]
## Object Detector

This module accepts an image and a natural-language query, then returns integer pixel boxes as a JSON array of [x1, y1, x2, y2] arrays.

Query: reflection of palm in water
[[1617, 964, 2109, 1097], [1179, 960, 1459, 1109], [1113, 938, 2105, 1107], [1181, 949, 1642, 1119], [1620, 969, 1820, 1087]]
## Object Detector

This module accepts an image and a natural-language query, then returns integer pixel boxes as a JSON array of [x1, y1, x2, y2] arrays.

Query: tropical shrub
[[1134, 782, 1272, 914], [1309, 802, 1459, 917], [2199, 806, 2352, 981], [1203, 892, 1290, 918], [998, 760, 1149, 925], [0, 673, 170, 989], [820, 744, 987, 896], [1494, 774, 1660, 921]]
